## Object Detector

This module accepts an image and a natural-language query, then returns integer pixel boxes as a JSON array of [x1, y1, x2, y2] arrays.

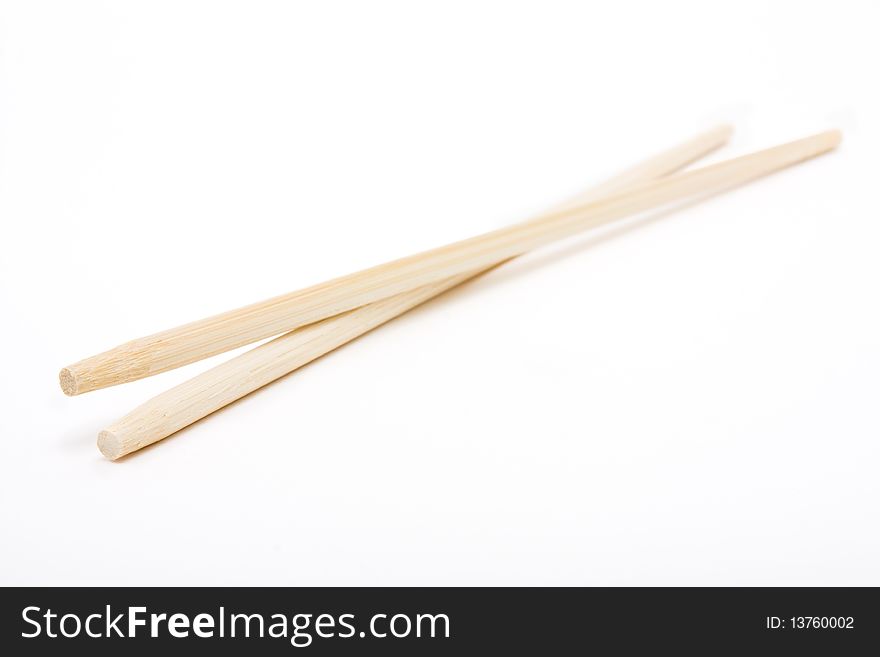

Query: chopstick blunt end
[[59, 368, 78, 396], [97, 430, 124, 461]]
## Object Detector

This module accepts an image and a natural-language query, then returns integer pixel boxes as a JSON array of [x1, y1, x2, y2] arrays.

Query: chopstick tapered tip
[[825, 128, 843, 149], [711, 123, 735, 142], [97, 430, 123, 461], [805, 129, 843, 157], [59, 368, 78, 396]]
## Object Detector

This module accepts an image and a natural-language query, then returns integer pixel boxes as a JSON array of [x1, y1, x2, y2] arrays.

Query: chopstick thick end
[[59, 368, 79, 396], [97, 430, 124, 461], [60, 345, 155, 396]]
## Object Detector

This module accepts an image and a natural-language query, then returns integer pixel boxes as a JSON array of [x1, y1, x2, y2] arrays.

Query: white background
[[1, 1, 877, 586]]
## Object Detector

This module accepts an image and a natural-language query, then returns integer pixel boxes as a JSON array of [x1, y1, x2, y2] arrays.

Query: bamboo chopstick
[[97, 125, 732, 459], [63, 129, 840, 398]]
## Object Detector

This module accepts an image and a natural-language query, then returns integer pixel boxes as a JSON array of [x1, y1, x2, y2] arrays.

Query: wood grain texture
[[66, 128, 840, 397], [97, 125, 734, 459]]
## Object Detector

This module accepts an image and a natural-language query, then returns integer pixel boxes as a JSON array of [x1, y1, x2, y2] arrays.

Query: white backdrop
[[1, 0, 877, 585]]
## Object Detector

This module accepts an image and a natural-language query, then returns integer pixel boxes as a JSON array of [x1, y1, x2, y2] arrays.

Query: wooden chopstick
[[63, 128, 840, 398], [97, 125, 733, 459]]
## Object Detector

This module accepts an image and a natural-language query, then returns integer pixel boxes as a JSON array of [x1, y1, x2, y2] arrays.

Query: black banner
[[1, 587, 877, 654]]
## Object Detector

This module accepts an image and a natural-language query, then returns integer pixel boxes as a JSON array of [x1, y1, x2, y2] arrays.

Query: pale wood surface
[[98, 125, 734, 459], [64, 128, 839, 397]]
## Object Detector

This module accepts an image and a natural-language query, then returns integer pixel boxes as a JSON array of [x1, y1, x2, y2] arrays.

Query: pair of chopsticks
[[60, 125, 840, 460]]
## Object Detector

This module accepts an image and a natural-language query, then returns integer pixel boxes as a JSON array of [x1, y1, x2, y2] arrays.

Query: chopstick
[[97, 125, 733, 459], [62, 128, 839, 398]]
